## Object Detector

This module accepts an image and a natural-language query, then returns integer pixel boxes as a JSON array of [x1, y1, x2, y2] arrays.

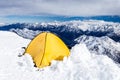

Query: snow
[[75, 35, 120, 62], [10, 28, 40, 39], [0, 31, 120, 80], [0, 23, 5, 26]]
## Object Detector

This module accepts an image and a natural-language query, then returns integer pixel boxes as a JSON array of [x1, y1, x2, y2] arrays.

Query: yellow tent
[[25, 32, 70, 68]]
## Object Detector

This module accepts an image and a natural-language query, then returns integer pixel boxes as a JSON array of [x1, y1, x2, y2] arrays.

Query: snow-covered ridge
[[1, 20, 120, 40], [1, 20, 120, 41], [0, 23, 6, 26], [0, 31, 120, 80], [75, 35, 120, 63]]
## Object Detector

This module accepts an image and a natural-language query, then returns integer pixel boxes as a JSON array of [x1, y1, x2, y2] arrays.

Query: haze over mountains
[[0, 15, 120, 23]]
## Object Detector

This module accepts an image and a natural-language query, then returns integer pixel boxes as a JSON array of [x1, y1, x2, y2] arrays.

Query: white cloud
[[0, 0, 120, 16]]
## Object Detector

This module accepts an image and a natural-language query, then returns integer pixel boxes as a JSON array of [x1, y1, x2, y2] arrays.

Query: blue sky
[[0, 0, 120, 23]]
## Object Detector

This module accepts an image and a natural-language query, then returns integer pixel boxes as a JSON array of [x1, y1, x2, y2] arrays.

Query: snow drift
[[0, 31, 120, 80]]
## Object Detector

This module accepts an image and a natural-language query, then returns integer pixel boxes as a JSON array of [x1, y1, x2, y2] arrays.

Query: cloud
[[0, 0, 120, 16]]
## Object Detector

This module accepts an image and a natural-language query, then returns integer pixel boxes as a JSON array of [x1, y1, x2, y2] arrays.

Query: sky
[[0, 0, 120, 23]]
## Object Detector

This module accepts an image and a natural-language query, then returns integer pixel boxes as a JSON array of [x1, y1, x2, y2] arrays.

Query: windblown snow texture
[[0, 20, 120, 63], [0, 31, 120, 80]]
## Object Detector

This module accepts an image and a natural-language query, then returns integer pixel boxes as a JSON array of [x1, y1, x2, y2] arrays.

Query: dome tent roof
[[25, 32, 70, 68]]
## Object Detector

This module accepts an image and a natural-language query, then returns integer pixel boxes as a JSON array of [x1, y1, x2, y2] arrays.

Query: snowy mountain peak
[[0, 23, 6, 26], [75, 35, 120, 63]]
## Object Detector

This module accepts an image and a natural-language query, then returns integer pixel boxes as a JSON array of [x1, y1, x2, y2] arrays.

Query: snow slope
[[75, 35, 120, 63], [0, 31, 120, 80]]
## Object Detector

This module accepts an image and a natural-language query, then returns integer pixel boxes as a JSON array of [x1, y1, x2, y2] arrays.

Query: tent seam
[[39, 32, 47, 67]]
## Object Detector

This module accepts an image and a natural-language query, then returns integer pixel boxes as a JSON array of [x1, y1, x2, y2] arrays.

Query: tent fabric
[[25, 32, 70, 68]]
